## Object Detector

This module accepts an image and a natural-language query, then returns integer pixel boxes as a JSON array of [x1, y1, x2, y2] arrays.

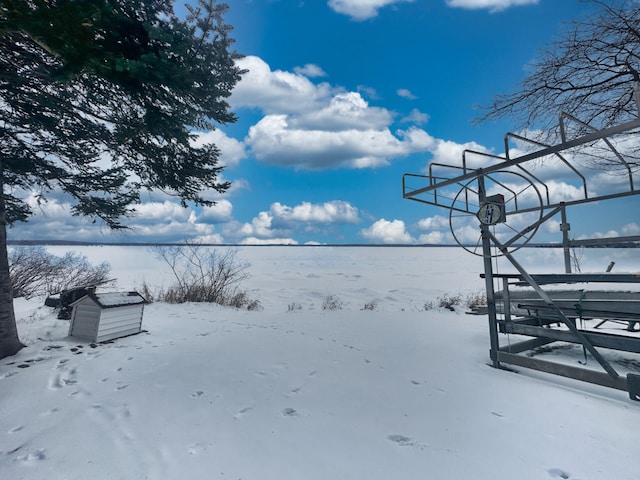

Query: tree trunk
[[0, 168, 24, 359]]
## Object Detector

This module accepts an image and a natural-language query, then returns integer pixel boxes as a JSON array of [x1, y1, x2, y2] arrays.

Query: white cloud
[[328, 0, 415, 20], [239, 211, 275, 238], [198, 200, 234, 223], [294, 64, 327, 78], [622, 223, 640, 236], [578, 229, 621, 240], [418, 231, 446, 244], [359, 219, 414, 244], [247, 115, 434, 169], [445, 0, 539, 13], [292, 92, 393, 131], [428, 139, 492, 167], [231, 56, 335, 115], [232, 56, 435, 170], [193, 233, 224, 244], [397, 88, 417, 100], [234, 200, 360, 242], [239, 237, 299, 245], [9, 191, 232, 244], [270, 201, 359, 225], [357, 85, 380, 100], [401, 108, 429, 125], [417, 215, 449, 230], [192, 129, 247, 169], [451, 224, 481, 245], [582, 222, 640, 241]]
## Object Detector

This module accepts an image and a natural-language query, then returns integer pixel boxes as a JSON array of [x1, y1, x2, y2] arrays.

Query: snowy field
[[2, 245, 640, 480]]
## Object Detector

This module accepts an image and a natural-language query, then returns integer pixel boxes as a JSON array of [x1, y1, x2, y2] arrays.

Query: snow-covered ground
[[2, 246, 639, 480]]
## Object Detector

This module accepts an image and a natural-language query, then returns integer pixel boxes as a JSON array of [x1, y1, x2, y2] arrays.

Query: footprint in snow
[[548, 468, 571, 479], [17, 448, 47, 463], [387, 435, 420, 448], [190, 391, 205, 398], [56, 359, 70, 368], [234, 406, 253, 419], [49, 365, 78, 390], [281, 408, 297, 416]]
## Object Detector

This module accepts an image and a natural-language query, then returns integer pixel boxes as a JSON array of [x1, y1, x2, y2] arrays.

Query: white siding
[[69, 297, 144, 343], [69, 298, 101, 341], [95, 304, 144, 343]]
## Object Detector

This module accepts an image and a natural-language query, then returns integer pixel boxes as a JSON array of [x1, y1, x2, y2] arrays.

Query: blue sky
[[9, 0, 640, 245]]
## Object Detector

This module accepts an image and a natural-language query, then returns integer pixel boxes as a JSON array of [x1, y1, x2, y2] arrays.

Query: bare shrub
[[437, 294, 461, 311], [322, 294, 344, 311], [140, 281, 155, 303], [464, 291, 487, 310], [9, 246, 111, 299], [423, 300, 435, 311], [150, 242, 258, 309], [287, 302, 303, 311], [228, 291, 263, 311], [362, 300, 377, 311]]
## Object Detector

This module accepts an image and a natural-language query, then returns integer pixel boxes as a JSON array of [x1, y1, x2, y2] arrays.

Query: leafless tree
[[477, 1, 640, 138]]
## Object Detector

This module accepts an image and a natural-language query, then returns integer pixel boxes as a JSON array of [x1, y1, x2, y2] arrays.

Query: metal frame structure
[[402, 111, 640, 401]]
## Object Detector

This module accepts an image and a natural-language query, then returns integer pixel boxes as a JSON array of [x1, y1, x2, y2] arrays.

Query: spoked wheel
[[448, 170, 543, 257]]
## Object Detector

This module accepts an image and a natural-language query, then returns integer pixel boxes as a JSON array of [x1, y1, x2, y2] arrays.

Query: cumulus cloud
[[445, 0, 539, 13], [239, 237, 299, 245], [579, 222, 640, 241], [198, 200, 234, 223], [427, 139, 492, 168], [294, 64, 327, 77], [132, 201, 193, 225], [415, 215, 451, 244], [191, 129, 247, 168], [401, 108, 429, 125], [232, 56, 435, 170], [359, 219, 414, 244], [418, 231, 446, 244], [417, 215, 450, 231], [231, 56, 335, 115], [397, 88, 417, 100], [247, 115, 435, 169], [235, 200, 360, 241], [291, 92, 393, 131], [239, 211, 275, 238], [271, 201, 359, 225], [357, 85, 380, 100], [8, 191, 233, 243], [450, 224, 481, 245], [622, 223, 640, 236], [328, 0, 415, 20]]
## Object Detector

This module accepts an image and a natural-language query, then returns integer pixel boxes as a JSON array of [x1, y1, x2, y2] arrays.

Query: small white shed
[[68, 291, 147, 343]]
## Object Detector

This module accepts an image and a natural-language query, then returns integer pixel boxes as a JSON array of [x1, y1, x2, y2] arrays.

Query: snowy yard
[[1, 246, 639, 480]]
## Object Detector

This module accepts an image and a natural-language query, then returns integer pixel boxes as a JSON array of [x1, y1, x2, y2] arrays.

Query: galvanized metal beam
[[497, 351, 628, 392], [501, 323, 640, 354]]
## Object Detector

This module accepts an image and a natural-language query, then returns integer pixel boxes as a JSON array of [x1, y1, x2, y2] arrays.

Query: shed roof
[[73, 291, 147, 309]]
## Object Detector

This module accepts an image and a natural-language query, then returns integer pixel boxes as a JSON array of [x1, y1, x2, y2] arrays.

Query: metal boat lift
[[402, 110, 640, 401]]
